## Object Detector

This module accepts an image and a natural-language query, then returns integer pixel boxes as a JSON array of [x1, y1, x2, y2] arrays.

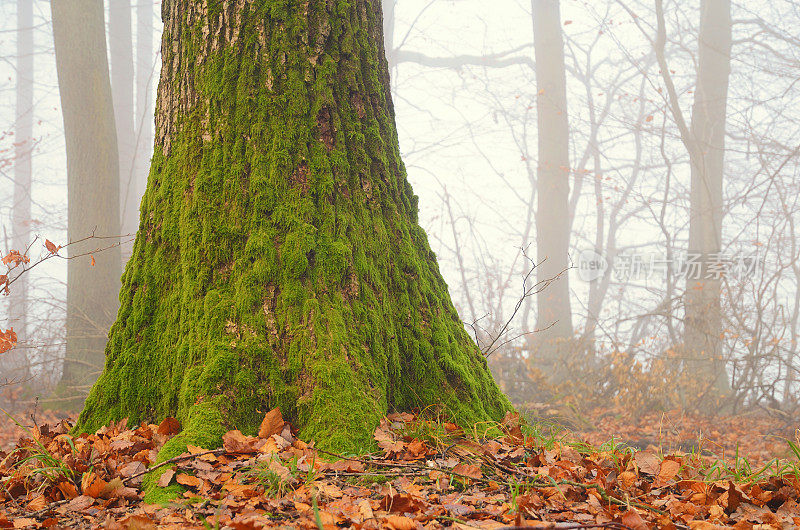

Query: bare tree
[[132, 0, 155, 237], [109, 0, 137, 255], [532, 0, 573, 373], [7, 0, 35, 385], [51, 0, 121, 405]]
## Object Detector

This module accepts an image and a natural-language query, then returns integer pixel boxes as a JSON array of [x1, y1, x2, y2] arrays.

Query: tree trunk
[[7, 0, 35, 386], [77, 0, 509, 453], [683, 0, 732, 402], [531, 0, 573, 377], [132, 0, 154, 239], [109, 0, 138, 257], [51, 0, 121, 405]]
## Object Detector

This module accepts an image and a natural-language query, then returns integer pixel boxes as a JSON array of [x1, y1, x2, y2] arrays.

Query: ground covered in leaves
[[1, 408, 799, 529]]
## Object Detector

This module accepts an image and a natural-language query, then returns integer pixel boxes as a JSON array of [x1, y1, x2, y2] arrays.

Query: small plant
[[1, 409, 76, 492]]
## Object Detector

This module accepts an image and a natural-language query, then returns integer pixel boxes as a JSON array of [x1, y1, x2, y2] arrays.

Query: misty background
[[1, 0, 799, 419]]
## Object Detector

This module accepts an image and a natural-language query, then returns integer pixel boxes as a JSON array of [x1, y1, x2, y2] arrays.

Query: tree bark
[[51, 0, 121, 404], [683, 0, 732, 402], [77, 0, 509, 454], [531, 0, 573, 376], [7, 0, 35, 385], [109, 0, 138, 257]]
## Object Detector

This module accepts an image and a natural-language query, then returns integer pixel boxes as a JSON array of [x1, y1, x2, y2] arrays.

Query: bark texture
[[684, 0, 732, 400], [77, 0, 509, 454], [532, 0, 573, 374], [51, 0, 121, 402]]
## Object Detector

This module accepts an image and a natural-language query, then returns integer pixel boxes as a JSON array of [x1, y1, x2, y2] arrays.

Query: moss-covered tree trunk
[[77, 0, 509, 452]]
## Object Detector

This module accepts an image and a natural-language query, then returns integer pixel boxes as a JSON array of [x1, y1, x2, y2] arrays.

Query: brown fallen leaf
[[64, 495, 94, 513], [157, 417, 181, 436], [258, 408, 285, 438], [81, 471, 108, 498], [176, 473, 202, 488], [222, 430, 258, 453], [158, 468, 176, 487], [383, 515, 417, 530], [452, 463, 482, 479], [655, 459, 681, 486], [57, 480, 79, 500], [25, 495, 46, 511], [621, 508, 649, 530], [634, 451, 661, 475]]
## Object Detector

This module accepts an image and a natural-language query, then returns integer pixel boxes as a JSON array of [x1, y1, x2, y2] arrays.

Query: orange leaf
[[656, 459, 681, 485], [90, 255, 96, 267], [452, 463, 482, 479], [258, 408, 285, 438], [222, 430, 258, 453], [384, 515, 417, 530], [0, 328, 18, 355], [621, 508, 648, 530], [646, 115, 654, 122], [633, 451, 660, 475], [564, 20, 573, 25], [81, 471, 107, 498], [157, 417, 181, 436], [44, 239, 60, 255], [176, 473, 202, 488]]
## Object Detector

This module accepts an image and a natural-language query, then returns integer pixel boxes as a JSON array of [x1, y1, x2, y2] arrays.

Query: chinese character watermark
[[577, 250, 763, 283]]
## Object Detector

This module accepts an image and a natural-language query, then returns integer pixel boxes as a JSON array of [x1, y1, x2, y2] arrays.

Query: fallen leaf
[[157, 417, 181, 436], [634, 451, 661, 475], [656, 459, 681, 485], [81, 471, 107, 498], [223, 430, 258, 453], [452, 463, 482, 479], [621, 508, 649, 530], [258, 408, 284, 438], [158, 468, 176, 487], [176, 473, 202, 488], [384, 515, 417, 530]]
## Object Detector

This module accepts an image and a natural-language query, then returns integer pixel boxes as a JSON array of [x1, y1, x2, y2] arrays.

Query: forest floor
[[0, 404, 799, 529]]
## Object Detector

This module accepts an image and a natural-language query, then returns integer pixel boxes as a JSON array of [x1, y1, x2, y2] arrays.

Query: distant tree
[[109, 0, 137, 255], [51, 0, 121, 404], [132, 0, 155, 234], [7, 0, 35, 385], [683, 0, 732, 400], [653, 0, 732, 403], [531, 0, 573, 375]]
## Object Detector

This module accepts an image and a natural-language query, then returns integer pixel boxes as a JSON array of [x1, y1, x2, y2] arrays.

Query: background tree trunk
[[683, 0, 732, 402], [77, 0, 509, 453], [109, 0, 137, 258], [531, 0, 573, 377], [7, 0, 35, 386], [51, 0, 121, 405], [132, 0, 154, 238]]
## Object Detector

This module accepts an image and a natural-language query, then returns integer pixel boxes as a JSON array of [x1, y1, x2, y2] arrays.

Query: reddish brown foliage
[[0, 409, 799, 528]]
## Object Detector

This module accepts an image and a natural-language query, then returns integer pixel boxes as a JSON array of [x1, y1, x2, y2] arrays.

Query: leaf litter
[[0, 409, 799, 529]]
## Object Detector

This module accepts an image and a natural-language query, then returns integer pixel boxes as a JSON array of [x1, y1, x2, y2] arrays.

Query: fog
[[1, 0, 799, 430]]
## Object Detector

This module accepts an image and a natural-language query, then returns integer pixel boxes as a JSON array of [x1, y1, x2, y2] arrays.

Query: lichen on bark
[[76, 0, 510, 454]]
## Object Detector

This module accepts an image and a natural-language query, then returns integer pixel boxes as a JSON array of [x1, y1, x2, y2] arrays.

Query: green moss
[[77, 0, 510, 456]]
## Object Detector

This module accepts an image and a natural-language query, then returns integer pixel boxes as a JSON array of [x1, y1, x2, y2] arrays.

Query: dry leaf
[[258, 408, 284, 438], [158, 468, 176, 487]]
